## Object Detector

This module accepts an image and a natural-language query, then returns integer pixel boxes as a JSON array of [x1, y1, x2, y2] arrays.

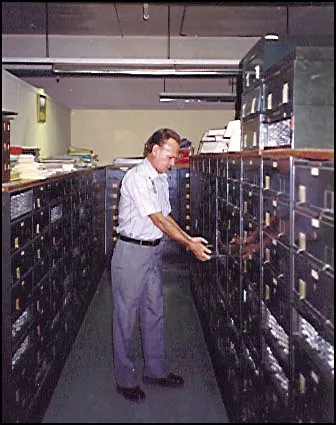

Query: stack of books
[[13, 154, 52, 180]]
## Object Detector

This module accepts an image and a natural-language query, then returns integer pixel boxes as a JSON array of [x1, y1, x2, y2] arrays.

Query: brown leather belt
[[119, 234, 161, 247]]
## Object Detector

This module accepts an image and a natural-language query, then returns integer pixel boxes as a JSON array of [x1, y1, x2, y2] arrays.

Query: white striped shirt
[[117, 157, 171, 240]]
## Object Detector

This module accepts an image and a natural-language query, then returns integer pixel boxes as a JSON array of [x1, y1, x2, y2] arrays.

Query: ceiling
[[2, 2, 334, 38], [2, 2, 334, 110]]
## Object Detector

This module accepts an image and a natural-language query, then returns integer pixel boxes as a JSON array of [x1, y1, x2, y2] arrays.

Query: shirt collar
[[143, 157, 167, 179]]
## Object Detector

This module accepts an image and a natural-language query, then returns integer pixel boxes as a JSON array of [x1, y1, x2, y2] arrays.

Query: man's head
[[145, 128, 181, 173]]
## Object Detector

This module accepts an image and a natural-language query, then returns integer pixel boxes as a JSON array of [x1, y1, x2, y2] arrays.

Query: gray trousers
[[111, 239, 166, 388]]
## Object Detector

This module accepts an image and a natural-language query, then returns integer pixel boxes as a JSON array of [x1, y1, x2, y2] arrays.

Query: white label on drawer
[[20, 221, 24, 227], [311, 370, 319, 384], [267, 93, 272, 110], [311, 167, 319, 176], [272, 161, 277, 168], [311, 269, 319, 280], [311, 218, 320, 228], [251, 97, 256, 114], [253, 131, 257, 146], [272, 238, 277, 246], [265, 175, 270, 189], [299, 185, 306, 203], [299, 279, 306, 299], [255, 65, 260, 80], [272, 199, 277, 207], [265, 212, 270, 226], [36, 223, 40, 234], [299, 374, 306, 393], [282, 82, 289, 104], [299, 232, 306, 250], [37, 198, 41, 208], [186, 173, 189, 178]]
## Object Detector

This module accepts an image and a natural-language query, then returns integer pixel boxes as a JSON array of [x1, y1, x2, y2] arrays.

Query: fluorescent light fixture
[[3, 63, 53, 71], [52, 65, 238, 76], [52, 63, 239, 77], [159, 92, 236, 103], [2, 57, 240, 77]]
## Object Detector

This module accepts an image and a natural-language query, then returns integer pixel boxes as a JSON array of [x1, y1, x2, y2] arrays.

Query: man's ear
[[152, 144, 160, 156]]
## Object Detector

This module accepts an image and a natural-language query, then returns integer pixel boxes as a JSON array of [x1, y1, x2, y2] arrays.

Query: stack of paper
[[198, 128, 229, 154]]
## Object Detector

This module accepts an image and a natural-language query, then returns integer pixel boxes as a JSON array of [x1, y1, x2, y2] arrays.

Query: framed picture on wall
[[37, 94, 47, 123]]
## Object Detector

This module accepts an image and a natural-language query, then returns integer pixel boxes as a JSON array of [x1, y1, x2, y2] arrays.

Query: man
[[111, 128, 212, 402]]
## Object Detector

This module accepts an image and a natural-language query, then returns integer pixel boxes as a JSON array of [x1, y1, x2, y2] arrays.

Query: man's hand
[[187, 237, 212, 262], [242, 243, 260, 260]]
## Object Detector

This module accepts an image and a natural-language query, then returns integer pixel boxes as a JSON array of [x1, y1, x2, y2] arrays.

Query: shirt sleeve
[[125, 170, 162, 218]]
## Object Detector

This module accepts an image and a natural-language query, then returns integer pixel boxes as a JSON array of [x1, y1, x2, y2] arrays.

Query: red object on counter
[[10, 146, 22, 155], [175, 148, 193, 165]]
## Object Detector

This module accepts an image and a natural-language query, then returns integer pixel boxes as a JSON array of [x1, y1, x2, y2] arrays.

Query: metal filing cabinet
[[239, 37, 298, 153], [240, 38, 334, 152], [2, 169, 106, 423], [291, 157, 334, 423], [189, 150, 334, 423], [263, 46, 334, 149]]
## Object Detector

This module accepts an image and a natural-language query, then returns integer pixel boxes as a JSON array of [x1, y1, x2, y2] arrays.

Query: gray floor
[[42, 258, 229, 423]]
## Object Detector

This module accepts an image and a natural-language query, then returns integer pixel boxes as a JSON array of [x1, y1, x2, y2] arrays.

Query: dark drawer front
[[241, 85, 263, 120], [241, 116, 265, 151], [294, 160, 334, 213], [11, 246, 34, 286], [293, 210, 334, 268], [293, 251, 334, 326], [11, 215, 32, 253], [264, 63, 294, 123], [12, 271, 33, 322]]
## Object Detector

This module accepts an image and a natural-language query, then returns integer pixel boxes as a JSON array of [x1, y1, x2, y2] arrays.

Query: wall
[[2, 68, 71, 159], [71, 109, 235, 164]]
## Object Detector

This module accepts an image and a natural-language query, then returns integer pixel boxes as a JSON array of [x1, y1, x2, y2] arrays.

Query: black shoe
[[116, 385, 146, 402], [143, 373, 184, 388]]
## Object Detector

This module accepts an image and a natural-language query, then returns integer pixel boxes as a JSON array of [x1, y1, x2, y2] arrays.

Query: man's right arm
[[149, 212, 211, 261]]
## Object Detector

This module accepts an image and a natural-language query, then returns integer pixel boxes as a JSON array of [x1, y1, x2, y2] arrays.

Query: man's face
[[151, 138, 180, 173]]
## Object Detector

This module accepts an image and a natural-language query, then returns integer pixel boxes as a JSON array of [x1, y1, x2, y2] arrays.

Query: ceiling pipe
[[114, 3, 124, 37], [45, 2, 49, 57], [167, 3, 171, 59], [179, 6, 187, 36]]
